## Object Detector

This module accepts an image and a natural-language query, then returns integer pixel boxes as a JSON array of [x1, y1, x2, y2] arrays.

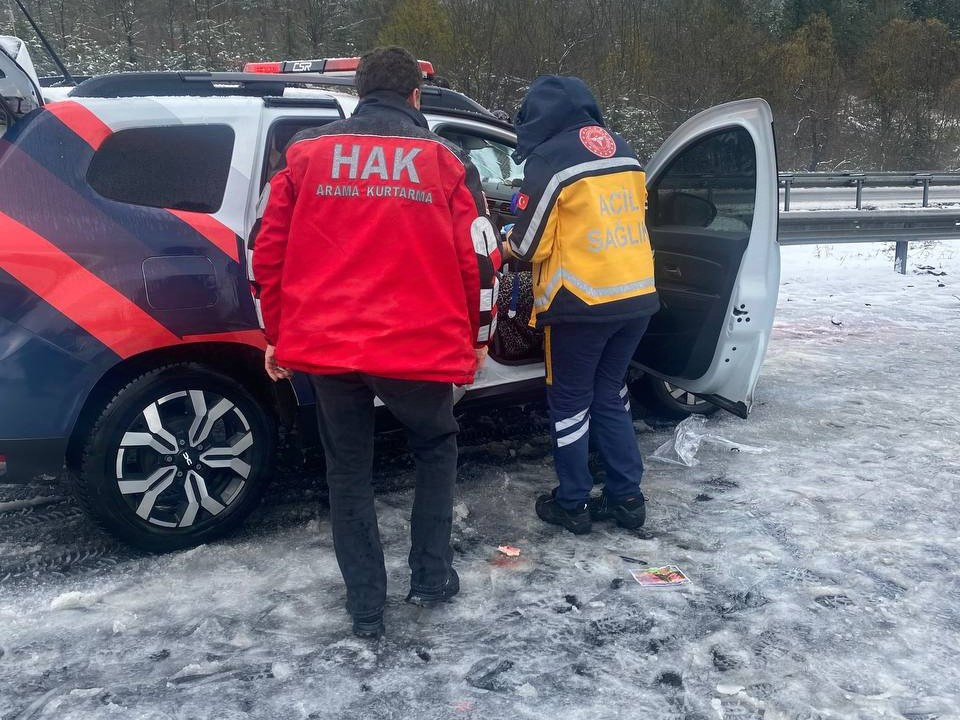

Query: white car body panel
[[640, 99, 780, 413]]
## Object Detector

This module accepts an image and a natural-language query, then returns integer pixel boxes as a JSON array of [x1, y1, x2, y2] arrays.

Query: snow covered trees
[[3, 0, 959, 171]]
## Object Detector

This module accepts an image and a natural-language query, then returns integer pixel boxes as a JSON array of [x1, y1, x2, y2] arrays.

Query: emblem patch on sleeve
[[579, 126, 617, 158], [511, 192, 530, 213]]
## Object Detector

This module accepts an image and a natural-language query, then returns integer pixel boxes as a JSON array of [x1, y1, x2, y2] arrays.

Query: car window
[[648, 127, 756, 234], [86, 124, 234, 213], [437, 129, 524, 198], [261, 119, 335, 187]]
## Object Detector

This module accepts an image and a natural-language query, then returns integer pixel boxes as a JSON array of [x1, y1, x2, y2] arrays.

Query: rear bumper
[[0, 437, 68, 482]]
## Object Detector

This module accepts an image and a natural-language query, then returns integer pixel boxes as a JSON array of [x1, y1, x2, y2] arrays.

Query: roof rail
[[39, 75, 91, 87], [69, 71, 355, 98], [66, 71, 508, 126]]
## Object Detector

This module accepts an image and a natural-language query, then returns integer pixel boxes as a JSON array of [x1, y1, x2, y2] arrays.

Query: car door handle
[[663, 265, 683, 279]]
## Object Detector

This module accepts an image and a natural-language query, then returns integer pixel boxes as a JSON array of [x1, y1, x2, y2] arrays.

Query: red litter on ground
[[497, 545, 521, 557]]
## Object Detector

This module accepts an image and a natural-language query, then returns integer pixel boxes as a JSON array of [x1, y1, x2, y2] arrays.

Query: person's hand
[[499, 224, 516, 260], [475, 346, 489, 369], [265, 345, 293, 382]]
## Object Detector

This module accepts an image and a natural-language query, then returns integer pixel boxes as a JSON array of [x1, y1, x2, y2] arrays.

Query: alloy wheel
[[663, 381, 705, 409], [114, 390, 254, 529]]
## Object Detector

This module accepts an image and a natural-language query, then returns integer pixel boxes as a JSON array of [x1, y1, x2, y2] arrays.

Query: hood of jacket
[[512, 75, 606, 162], [353, 89, 429, 129]]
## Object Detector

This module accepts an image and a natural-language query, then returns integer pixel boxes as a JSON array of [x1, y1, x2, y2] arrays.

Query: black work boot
[[535, 490, 591, 535], [406, 567, 460, 607], [588, 492, 646, 529], [351, 611, 385, 639]]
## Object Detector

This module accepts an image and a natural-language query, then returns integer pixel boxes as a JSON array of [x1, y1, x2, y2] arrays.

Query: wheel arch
[[65, 342, 298, 472]]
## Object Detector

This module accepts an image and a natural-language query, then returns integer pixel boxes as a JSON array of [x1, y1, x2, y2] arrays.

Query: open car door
[[0, 36, 43, 130], [634, 98, 779, 419]]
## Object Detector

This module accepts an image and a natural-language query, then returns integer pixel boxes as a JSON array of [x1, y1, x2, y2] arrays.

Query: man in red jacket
[[252, 47, 500, 638]]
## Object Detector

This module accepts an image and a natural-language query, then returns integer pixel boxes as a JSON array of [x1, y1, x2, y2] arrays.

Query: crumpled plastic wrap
[[650, 415, 768, 467]]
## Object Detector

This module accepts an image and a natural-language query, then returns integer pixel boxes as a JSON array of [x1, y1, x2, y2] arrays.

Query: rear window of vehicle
[[260, 119, 334, 188], [87, 124, 235, 213]]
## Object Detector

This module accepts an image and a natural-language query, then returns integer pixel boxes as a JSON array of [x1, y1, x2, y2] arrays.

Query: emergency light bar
[[243, 57, 435, 78]]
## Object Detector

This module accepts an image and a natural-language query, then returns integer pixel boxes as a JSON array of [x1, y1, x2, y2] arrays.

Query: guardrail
[[778, 208, 960, 273], [779, 171, 960, 211]]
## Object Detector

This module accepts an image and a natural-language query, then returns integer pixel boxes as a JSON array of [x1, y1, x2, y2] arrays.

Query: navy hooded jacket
[[507, 76, 659, 326]]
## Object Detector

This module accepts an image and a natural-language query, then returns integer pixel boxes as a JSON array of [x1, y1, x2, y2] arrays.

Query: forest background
[[3, 0, 960, 171]]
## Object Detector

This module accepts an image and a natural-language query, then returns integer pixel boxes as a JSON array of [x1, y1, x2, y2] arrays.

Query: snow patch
[[49, 591, 100, 610], [0, 495, 66, 512], [516, 682, 538, 697], [716, 684, 745, 695], [173, 661, 224, 680], [711, 698, 725, 719], [271, 662, 294, 681]]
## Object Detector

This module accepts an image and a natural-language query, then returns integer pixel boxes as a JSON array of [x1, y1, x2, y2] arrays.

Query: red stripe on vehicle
[[1, 213, 267, 356], [182, 329, 267, 350], [44, 101, 112, 150], [168, 210, 241, 263], [0, 212, 181, 357]]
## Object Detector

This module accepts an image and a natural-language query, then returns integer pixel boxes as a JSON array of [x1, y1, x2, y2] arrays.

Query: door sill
[[696, 394, 749, 419]]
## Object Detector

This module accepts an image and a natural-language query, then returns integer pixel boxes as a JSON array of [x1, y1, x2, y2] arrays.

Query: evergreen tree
[[376, 0, 455, 66]]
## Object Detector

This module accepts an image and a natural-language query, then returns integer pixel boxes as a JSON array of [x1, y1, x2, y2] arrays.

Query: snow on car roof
[[282, 86, 358, 115]]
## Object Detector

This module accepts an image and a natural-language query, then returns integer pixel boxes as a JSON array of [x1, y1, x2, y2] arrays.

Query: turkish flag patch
[[515, 192, 529, 211]]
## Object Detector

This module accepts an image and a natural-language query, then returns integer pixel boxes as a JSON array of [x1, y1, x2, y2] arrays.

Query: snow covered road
[[1, 242, 959, 720]]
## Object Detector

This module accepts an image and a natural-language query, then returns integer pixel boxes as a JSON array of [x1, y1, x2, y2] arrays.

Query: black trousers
[[309, 374, 460, 618]]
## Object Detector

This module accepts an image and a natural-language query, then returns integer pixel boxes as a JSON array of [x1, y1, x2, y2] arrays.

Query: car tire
[[631, 373, 719, 420], [73, 364, 275, 552]]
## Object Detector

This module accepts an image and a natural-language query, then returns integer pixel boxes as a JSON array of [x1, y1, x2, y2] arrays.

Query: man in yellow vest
[[506, 76, 658, 534]]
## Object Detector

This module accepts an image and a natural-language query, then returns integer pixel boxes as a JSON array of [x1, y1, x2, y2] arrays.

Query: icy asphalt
[[1, 243, 959, 720]]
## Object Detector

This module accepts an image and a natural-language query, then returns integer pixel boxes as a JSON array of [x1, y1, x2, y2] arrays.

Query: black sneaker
[[406, 567, 460, 606], [352, 612, 385, 639], [588, 492, 646, 529], [535, 490, 591, 535]]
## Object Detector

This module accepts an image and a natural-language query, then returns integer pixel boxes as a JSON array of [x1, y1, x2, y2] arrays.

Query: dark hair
[[355, 46, 422, 98]]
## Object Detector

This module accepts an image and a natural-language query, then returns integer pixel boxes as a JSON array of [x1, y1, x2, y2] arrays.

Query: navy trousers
[[545, 317, 651, 510]]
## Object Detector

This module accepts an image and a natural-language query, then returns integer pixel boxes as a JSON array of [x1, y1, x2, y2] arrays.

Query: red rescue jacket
[[252, 92, 501, 384]]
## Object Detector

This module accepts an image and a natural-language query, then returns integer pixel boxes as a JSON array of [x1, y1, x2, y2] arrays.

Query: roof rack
[[68, 71, 352, 99], [39, 75, 92, 87], [66, 71, 512, 128]]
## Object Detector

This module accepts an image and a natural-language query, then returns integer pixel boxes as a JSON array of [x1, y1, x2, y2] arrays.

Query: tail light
[[242, 62, 283, 74]]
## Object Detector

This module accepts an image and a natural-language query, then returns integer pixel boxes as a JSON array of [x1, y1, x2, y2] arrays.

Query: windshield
[[440, 130, 524, 199]]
